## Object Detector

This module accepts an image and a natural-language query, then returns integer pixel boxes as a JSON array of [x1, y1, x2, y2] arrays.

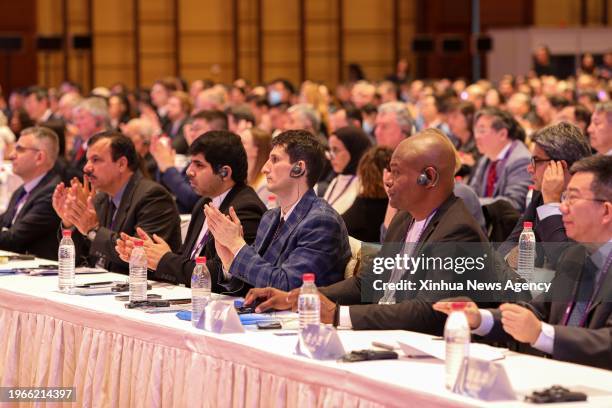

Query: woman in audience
[[323, 126, 371, 214], [446, 100, 479, 178], [342, 146, 392, 243], [8, 108, 34, 137], [299, 80, 330, 137], [108, 93, 131, 130], [239, 127, 273, 205]]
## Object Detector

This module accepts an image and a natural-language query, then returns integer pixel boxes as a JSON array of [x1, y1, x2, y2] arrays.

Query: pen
[[371, 341, 398, 351]]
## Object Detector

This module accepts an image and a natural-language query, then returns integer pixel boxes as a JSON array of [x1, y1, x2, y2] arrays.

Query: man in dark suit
[[469, 107, 532, 212], [499, 122, 592, 267], [0, 127, 61, 259], [435, 155, 612, 370], [243, 129, 514, 334], [205, 129, 351, 292], [52, 131, 181, 273], [115, 131, 266, 294]]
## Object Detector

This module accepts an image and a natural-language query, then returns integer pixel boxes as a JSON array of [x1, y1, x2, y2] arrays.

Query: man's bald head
[[394, 128, 456, 192]]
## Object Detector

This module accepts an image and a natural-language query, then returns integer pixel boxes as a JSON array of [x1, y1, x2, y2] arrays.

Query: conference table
[[0, 253, 611, 407]]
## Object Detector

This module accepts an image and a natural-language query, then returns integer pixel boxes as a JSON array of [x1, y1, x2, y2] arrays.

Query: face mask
[[268, 90, 282, 106], [362, 121, 374, 135]]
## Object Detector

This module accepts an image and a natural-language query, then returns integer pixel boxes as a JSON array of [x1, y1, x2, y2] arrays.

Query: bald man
[[245, 129, 501, 334]]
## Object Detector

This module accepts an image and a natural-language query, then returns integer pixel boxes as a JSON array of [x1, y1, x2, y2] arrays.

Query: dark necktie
[[259, 217, 285, 255], [4, 188, 27, 228], [566, 257, 598, 327], [107, 201, 117, 230], [485, 160, 498, 197]]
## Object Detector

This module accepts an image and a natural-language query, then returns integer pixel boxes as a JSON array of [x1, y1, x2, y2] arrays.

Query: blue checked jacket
[[226, 189, 350, 291]]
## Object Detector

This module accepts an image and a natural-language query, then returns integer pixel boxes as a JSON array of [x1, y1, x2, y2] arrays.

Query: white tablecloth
[[0, 266, 611, 407]]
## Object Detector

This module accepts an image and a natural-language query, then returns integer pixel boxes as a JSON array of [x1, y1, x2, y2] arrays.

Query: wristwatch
[[87, 225, 100, 241]]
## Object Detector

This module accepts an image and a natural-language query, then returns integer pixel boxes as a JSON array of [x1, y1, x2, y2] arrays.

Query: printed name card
[[196, 300, 245, 333], [452, 357, 516, 401], [295, 324, 345, 360]]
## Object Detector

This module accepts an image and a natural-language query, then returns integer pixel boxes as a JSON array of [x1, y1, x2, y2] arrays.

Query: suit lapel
[[13, 172, 57, 223], [111, 172, 142, 231], [260, 189, 317, 260]]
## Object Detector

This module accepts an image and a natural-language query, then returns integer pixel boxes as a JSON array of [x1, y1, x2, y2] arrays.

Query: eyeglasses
[[14, 145, 40, 154], [530, 156, 551, 168], [560, 191, 608, 206]]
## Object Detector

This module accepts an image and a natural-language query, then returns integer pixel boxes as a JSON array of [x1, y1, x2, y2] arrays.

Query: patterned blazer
[[226, 188, 350, 291]]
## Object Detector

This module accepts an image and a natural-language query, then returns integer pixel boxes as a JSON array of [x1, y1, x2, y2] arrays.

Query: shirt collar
[[495, 141, 513, 161], [111, 181, 129, 209], [23, 172, 47, 194], [211, 188, 231, 209], [591, 239, 612, 270], [281, 199, 300, 221]]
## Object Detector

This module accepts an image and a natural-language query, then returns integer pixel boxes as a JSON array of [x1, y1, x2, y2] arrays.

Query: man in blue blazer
[[469, 107, 532, 213], [205, 129, 351, 292]]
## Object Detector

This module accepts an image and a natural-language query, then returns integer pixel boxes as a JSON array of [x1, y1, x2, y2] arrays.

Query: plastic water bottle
[[191, 256, 211, 327], [525, 185, 535, 209], [58, 229, 75, 293], [444, 302, 470, 390], [518, 221, 536, 282], [298, 273, 320, 330], [129, 239, 148, 302], [267, 194, 277, 209]]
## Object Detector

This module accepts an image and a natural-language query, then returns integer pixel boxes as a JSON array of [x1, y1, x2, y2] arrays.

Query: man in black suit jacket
[[116, 130, 266, 294], [436, 155, 612, 369], [245, 129, 518, 334], [498, 122, 591, 267], [53, 131, 181, 273], [0, 127, 61, 259]]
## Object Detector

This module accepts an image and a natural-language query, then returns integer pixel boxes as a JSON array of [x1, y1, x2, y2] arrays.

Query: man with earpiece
[[243, 129, 515, 334], [204, 129, 351, 292], [115, 131, 267, 295]]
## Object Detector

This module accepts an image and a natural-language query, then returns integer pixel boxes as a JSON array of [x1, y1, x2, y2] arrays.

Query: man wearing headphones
[[115, 130, 267, 294], [205, 129, 351, 292], [244, 129, 501, 333]]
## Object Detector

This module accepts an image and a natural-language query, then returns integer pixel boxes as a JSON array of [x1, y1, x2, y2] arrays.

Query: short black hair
[[25, 86, 48, 101], [190, 110, 228, 131], [574, 104, 591, 128], [475, 107, 525, 142], [225, 105, 255, 126], [344, 106, 363, 126], [89, 130, 139, 171], [271, 129, 325, 188], [188, 130, 248, 184], [270, 78, 295, 95], [570, 155, 612, 201]]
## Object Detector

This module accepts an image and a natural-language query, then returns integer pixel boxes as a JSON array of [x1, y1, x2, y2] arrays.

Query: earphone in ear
[[416, 171, 431, 186], [290, 163, 305, 178], [416, 166, 439, 187], [218, 166, 229, 178]]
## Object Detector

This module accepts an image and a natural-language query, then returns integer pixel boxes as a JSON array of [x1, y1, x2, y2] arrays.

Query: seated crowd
[[0, 67, 611, 370]]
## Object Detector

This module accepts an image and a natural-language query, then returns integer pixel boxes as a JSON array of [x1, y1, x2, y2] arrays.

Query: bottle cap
[[302, 273, 315, 282], [134, 239, 144, 247], [62, 229, 73, 237], [523, 221, 533, 229], [450, 302, 467, 311], [196, 256, 207, 264]]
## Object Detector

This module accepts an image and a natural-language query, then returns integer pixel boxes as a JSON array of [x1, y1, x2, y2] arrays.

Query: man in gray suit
[[469, 107, 532, 212], [435, 155, 612, 370]]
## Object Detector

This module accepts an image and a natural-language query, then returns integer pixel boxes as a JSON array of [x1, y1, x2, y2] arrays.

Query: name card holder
[[295, 324, 345, 360], [195, 300, 245, 333], [452, 357, 516, 401]]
